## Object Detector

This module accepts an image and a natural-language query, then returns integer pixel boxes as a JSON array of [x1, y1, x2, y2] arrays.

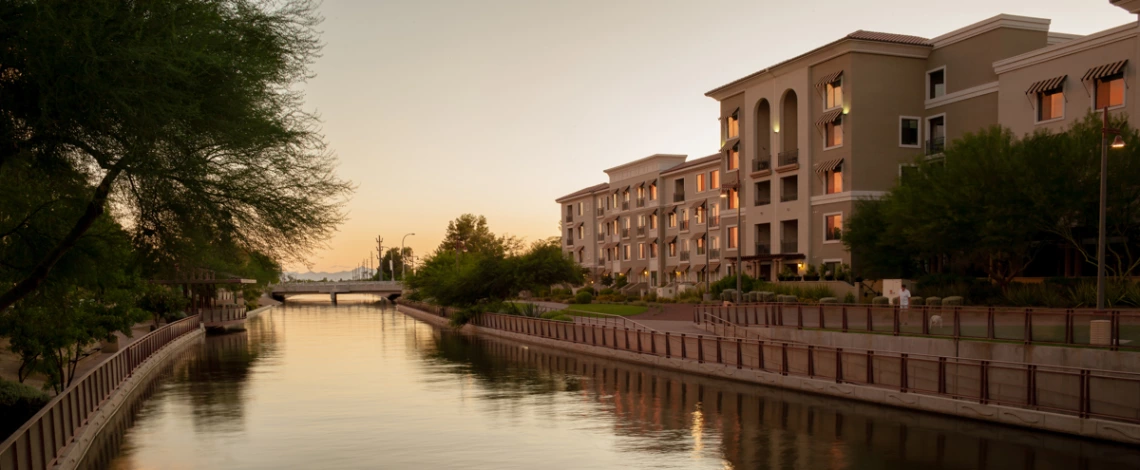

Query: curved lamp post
[[401, 233, 415, 281]]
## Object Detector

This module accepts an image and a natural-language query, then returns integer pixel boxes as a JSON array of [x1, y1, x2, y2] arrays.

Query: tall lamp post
[[1097, 109, 1126, 310], [401, 232, 415, 281], [720, 182, 742, 302]]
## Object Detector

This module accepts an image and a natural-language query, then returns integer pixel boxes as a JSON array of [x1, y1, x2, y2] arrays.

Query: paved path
[[633, 320, 708, 335], [631, 304, 698, 321]]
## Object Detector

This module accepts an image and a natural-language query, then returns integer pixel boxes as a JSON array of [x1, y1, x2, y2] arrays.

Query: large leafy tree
[[0, 0, 351, 312]]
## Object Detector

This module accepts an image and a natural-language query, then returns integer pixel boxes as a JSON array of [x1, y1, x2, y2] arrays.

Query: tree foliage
[[0, 0, 351, 312], [845, 113, 1140, 288], [376, 247, 413, 281], [407, 216, 583, 307]]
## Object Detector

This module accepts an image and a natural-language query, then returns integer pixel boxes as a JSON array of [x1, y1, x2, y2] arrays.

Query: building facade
[[561, 3, 1140, 285]]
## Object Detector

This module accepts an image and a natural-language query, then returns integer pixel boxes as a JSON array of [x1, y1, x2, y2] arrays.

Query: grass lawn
[[563, 304, 648, 317]]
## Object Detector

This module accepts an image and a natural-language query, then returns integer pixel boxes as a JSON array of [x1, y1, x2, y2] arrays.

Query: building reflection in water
[[425, 328, 1140, 470]]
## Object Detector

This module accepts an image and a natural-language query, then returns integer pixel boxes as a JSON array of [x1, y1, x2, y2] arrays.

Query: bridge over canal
[[271, 281, 404, 302]]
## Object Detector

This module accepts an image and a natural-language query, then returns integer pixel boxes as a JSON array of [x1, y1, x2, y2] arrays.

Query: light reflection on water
[[92, 299, 1140, 470]]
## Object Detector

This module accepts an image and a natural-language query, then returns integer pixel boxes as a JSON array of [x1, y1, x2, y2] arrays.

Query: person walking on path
[[899, 286, 911, 309]]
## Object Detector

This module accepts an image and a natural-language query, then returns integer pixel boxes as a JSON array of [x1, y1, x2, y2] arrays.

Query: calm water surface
[[93, 300, 1140, 469]]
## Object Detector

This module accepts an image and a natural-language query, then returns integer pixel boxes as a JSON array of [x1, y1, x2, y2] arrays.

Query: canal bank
[[396, 304, 1140, 445]]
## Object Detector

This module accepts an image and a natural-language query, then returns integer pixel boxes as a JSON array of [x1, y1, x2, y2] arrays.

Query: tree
[[842, 198, 917, 280], [0, 0, 351, 312], [376, 247, 414, 281], [437, 214, 519, 257]]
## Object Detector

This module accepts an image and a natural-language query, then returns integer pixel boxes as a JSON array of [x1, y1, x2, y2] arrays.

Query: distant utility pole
[[376, 236, 384, 281]]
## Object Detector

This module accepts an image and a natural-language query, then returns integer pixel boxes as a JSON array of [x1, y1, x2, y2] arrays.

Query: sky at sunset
[[293, 0, 1134, 273]]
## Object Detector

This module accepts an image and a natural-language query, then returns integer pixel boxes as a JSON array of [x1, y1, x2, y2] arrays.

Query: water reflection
[[95, 300, 1140, 470]]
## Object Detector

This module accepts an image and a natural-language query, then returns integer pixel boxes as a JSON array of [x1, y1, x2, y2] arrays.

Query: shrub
[[578, 286, 596, 296], [776, 294, 797, 303], [872, 296, 890, 305], [600, 288, 616, 296], [574, 291, 594, 305], [843, 292, 857, 304], [819, 297, 838, 303], [721, 289, 738, 302], [925, 296, 942, 306], [758, 292, 775, 302], [646, 291, 658, 302], [909, 296, 924, 307], [942, 296, 964, 306], [0, 379, 50, 440], [1004, 283, 1072, 308]]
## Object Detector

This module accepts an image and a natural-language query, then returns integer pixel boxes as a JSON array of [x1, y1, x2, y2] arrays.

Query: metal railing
[[756, 243, 771, 255], [636, 197, 646, 208], [755, 195, 771, 206], [778, 149, 799, 167], [636, 226, 646, 237], [673, 192, 685, 202], [780, 191, 797, 202], [473, 312, 1140, 426], [926, 137, 945, 155], [621, 228, 630, 238], [709, 216, 720, 228], [565, 214, 573, 223], [695, 302, 1140, 351], [680, 251, 690, 262], [0, 315, 202, 470], [753, 157, 771, 172], [570, 311, 656, 332], [596, 233, 604, 241], [680, 220, 689, 231], [781, 241, 798, 253], [710, 248, 720, 260], [596, 207, 604, 217], [622, 201, 630, 211]]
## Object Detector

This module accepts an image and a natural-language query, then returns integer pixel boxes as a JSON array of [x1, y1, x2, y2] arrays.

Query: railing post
[[900, 354, 908, 392], [835, 348, 843, 383], [681, 334, 687, 359], [758, 341, 765, 370], [866, 305, 872, 331], [1112, 311, 1121, 351], [1027, 365, 1037, 407], [953, 307, 962, 338], [819, 305, 825, 329], [1065, 310, 1074, 344], [625, 328, 631, 351], [893, 305, 900, 336], [637, 330, 643, 353], [716, 337, 722, 364], [867, 351, 874, 385], [980, 361, 990, 405], [1024, 308, 1033, 344], [665, 332, 671, 358], [797, 304, 804, 330], [807, 345, 815, 377], [938, 357, 947, 395], [842, 306, 848, 332], [780, 343, 788, 376], [736, 339, 743, 369], [651, 331, 658, 355], [697, 335, 704, 363], [1079, 369, 1090, 418]]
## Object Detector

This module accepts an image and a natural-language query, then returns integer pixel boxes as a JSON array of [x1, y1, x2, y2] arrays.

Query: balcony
[[755, 243, 770, 255], [780, 192, 797, 202], [636, 197, 646, 208], [755, 195, 771, 206], [926, 137, 945, 156], [622, 201, 630, 211], [673, 192, 685, 202], [777, 149, 799, 167], [621, 228, 630, 238], [565, 214, 573, 223], [710, 248, 720, 260], [680, 251, 690, 262], [636, 226, 646, 237], [595, 207, 604, 217], [696, 246, 706, 256], [680, 220, 690, 231], [781, 241, 798, 253], [752, 157, 771, 173], [567, 238, 574, 247]]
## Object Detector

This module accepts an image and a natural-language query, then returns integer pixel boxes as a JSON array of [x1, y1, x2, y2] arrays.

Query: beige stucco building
[[560, 2, 1140, 287]]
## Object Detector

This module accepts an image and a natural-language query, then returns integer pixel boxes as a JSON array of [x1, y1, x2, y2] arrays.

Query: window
[[726, 110, 740, 139], [636, 185, 645, 199], [598, 197, 605, 210], [900, 117, 919, 147], [780, 175, 798, 202], [623, 190, 630, 203], [638, 243, 646, 259], [727, 144, 739, 171], [710, 170, 720, 191], [649, 183, 658, 200], [825, 77, 843, 109], [597, 223, 603, 235], [577, 224, 584, 239], [577, 202, 582, 216], [826, 163, 843, 194], [697, 173, 706, 192], [668, 211, 677, 227], [825, 214, 843, 242], [577, 250, 583, 263], [650, 213, 658, 229], [637, 215, 645, 228], [696, 206, 705, 224], [682, 239, 690, 253], [1096, 73, 1124, 110], [754, 180, 771, 206], [825, 115, 843, 148], [611, 193, 618, 208], [669, 241, 677, 257], [710, 203, 719, 219], [927, 115, 945, 155], [650, 243, 658, 258], [727, 226, 739, 249], [726, 188, 739, 209], [1038, 88, 1064, 121], [711, 236, 720, 250], [623, 245, 631, 261], [928, 68, 945, 99]]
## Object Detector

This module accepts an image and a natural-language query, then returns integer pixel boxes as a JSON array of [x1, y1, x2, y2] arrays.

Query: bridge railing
[[0, 315, 201, 470], [273, 281, 403, 293], [696, 302, 1140, 351], [571, 312, 656, 332], [472, 312, 1140, 426]]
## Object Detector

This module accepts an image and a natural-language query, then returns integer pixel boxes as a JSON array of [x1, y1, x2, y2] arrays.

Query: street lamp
[[720, 183, 742, 302], [401, 233, 415, 281], [1097, 109, 1126, 310]]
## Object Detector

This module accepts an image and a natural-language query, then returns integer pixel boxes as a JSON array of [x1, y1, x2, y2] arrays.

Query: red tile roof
[[846, 30, 931, 46]]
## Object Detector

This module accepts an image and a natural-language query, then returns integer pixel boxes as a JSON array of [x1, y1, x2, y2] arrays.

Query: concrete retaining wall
[[396, 305, 1140, 445]]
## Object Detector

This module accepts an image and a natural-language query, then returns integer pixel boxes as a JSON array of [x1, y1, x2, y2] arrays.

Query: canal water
[[92, 300, 1140, 469]]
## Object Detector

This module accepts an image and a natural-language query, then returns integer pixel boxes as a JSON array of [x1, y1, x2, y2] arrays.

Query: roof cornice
[[602, 154, 687, 175], [930, 14, 1050, 49], [993, 22, 1136, 75]]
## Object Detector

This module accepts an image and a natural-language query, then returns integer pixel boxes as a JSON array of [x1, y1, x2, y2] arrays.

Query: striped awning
[[709, 263, 720, 272], [648, 238, 658, 245], [691, 232, 705, 240], [666, 236, 677, 245], [604, 215, 618, 223], [815, 70, 844, 90], [1025, 75, 1066, 95], [604, 242, 619, 249], [1083, 60, 1127, 81], [815, 108, 844, 128], [720, 137, 740, 152], [814, 158, 844, 175], [690, 199, 706, 209]]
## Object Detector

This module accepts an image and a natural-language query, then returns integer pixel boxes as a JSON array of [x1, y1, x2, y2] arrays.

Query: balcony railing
[[636, 226, 646, 237], [567, 238, 574, 246], [709, 216, 720, 228], [753, 157, 771, 172], [596, 207, 604, 217], [756, 243, 771, 255], [710, 248, 720, 260], [673, 192, 685, 202], [622, 201, 630, 211], [621, 228, 630, 238], [781, 241, 798, 253], [596, 233, 604, 241], [680, 251, 690, 262], [696, 246, 706, 256], [780, 192, 797, 202], [680, 220, 690, 231], [926, 137, 945, 156], [755, 195, 771, 206], [565, 214, 573, 223], [636, 197, 646, 208], [777, 149, 799, 167]]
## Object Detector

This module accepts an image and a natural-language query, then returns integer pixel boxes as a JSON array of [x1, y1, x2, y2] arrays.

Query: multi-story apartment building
[[562, 3, 1140, 284]]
